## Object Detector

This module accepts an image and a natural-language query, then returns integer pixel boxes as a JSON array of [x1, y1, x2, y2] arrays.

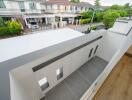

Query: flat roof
[[0, 28, 83, 63], [109, 20, 132, 35]]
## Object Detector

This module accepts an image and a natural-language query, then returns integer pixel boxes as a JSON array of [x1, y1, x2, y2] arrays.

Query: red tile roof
[[42, 0, 75, 5]]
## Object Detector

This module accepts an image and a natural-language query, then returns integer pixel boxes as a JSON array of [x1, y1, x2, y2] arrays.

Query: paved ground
[[23, 22, 103, 35], [42, 57, 108, 100]]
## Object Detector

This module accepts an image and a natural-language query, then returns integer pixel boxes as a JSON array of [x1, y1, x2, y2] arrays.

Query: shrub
[[90, 25, 97, 30], [81, 11, 93, 19], [7, 21, 22, 35], [127, 9, 132, 18], [95, 12, 104, 22], [0, 27, 10, 36], [0, 21, 22, 37], [80, 18, 91, 24], [117, 10, 128, 17], [103, 10, 120, 28], [0, 17, 6, 27]]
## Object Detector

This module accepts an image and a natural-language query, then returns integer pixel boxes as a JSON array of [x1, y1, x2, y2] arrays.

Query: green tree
[[0, 17, 6, 27], [81, 11, 93, 19], [117, 10, 128, 17], [95, 0, 100, 8], [103, 10, 120, 28], [95, 12, 104, 22], [110, 5, 124, 10], [71, 0, 80, 3], [127, 8, 132, 18], [124, 3, 130, 9]]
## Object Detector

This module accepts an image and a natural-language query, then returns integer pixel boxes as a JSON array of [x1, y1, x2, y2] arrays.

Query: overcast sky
[[81, 0, 132, 6]]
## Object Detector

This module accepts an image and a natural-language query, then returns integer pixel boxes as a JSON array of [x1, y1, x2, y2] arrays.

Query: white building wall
[[24, 1, 30, 10], [9, 30, 104, 100], [0, 1, 42, 16], [0, 1, 20, 15], [47, 5, 52, 10], [24, 1, 41, 13], [52, 4, 58, 10]]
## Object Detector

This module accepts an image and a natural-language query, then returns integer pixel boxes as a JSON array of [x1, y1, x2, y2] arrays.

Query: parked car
[[28, 22, 39, 29]]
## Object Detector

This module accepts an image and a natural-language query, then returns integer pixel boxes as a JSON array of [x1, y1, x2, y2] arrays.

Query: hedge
[[90, 25, 97, 30], [0, 27, 10, 36], [80, 18, 91, 24], [0, 21, 22, 37], [95, 12, 104, 22]]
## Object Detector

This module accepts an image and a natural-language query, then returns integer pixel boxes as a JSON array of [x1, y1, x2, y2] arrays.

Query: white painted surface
[[81, 20, 132, 100], [0, 1, 42, 15], [0, 28, 83, 63], [9, 30, 103, 100], [23, 14, 55, 19], [97, 31, 126, 62], [10, 73, 32, 100], [55, 13, 78, 18], [2, 20, 132, 100], [109, 21, 132, 35]]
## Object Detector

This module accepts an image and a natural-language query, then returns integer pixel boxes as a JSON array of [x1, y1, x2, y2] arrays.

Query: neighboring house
[[75, 2, 94, 13], [41, 0, 75, 13], [0, 0, 43, 18], [41, 0, 93, 14], [39, 0, 94, 28], [0, 0, 47, 28], [0, 0, 94, 29]]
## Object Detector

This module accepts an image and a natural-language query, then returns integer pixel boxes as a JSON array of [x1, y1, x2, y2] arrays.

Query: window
[[65, 6, 66, 11], [38, 77, 49, 91], [0, 0, 6, 8], [56, 67, 63, 80], [70, 6, 72, 11], [18, 1, 25, 12], [85, 7, 88, 11], [29, 1, 36, 10], [94, 45, 99, 54], [81, 7, 83, 10], [58, 5, 60, 10], [75, 7, 77, 11], [89, 48, 93, 58]]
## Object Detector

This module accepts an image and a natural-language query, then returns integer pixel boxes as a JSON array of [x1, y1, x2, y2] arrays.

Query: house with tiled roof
[[41, 0, 94, 13], [0, 0, 94, 29]]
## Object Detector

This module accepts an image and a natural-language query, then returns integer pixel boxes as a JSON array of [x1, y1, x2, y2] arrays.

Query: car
[[28, 22, 39, 29]]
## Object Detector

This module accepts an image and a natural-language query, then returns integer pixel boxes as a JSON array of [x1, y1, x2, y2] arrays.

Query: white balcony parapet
[[0, 19, 132, 100]]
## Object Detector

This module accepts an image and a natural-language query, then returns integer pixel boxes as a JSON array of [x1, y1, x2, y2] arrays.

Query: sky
[[81, 0, 132, 6]]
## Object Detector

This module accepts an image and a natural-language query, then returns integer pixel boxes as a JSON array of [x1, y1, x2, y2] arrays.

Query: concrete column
[[53, 17, 55, 23], [72, 17, 74, 25], [45, 17, 48, 25], [60, 17, 63, 28], [24, 18, 28, 26]]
